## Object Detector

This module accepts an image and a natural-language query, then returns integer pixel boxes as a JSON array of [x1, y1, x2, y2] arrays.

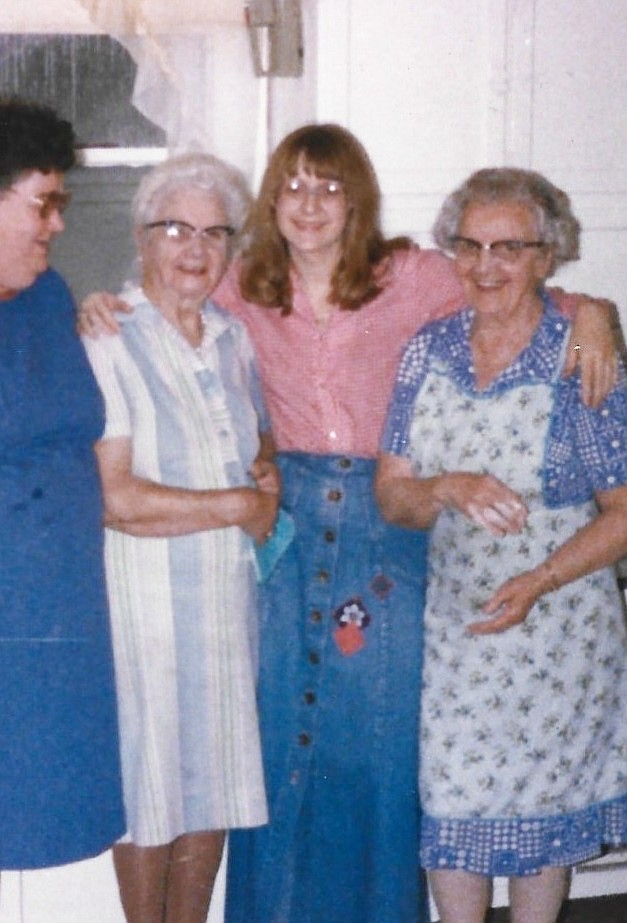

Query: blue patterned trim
[[420, 794, 627, 876], [381, 295, 627, 508]]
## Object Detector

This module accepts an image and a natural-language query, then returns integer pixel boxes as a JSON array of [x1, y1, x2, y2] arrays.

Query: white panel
[[532, 0, 627, 180]]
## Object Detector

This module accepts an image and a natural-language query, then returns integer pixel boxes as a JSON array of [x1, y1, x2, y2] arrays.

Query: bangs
[[284, 153, 343, 183]]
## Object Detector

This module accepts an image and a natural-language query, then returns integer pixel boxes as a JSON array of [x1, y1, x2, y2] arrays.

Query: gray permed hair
[[432, 167, 580, 276], [132, 152, 252, 245]]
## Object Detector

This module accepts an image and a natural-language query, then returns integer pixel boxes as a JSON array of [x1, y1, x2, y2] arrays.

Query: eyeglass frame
[[278, 177, 345, 203], [6, 186, 72, 219], [143, 219, 236, 246], [446, 235, 548, 264]]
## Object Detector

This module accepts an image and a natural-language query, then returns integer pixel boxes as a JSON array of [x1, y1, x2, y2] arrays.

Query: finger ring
[[573, 343, 581, 351]]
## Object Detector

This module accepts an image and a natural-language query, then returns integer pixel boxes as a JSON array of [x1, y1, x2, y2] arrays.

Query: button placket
[[293, 466, 345, 763]]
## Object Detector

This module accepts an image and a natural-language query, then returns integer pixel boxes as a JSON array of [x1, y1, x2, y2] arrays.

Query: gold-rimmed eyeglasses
[[8, 187, 72, 219]]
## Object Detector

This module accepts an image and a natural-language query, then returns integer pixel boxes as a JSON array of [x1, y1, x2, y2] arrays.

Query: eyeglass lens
[[281, 177, 344, 201], [6, 186, 72, 218], [448, 236, 545, 263], [145, 220, 235, 246], [33, 190, 72, 218]]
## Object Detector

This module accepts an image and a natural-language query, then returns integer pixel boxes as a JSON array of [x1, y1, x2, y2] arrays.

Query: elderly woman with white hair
[[83, 153, 277, 923], [377, 167, 627, 923]]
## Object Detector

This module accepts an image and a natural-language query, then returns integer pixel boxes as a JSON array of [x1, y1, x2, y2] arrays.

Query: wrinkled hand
[[78, 291, 131, 337], [467, 569, 543, 635], [244, 489, 279, 544], [446, 472, 528, 536], [250, 458, 280, 495], [563, 297, 618, 407]]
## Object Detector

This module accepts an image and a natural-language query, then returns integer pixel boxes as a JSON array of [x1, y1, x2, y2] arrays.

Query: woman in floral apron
[[378, 167, 627, 923]]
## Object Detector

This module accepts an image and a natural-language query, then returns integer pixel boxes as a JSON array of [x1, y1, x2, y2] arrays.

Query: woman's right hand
[[78, 291, 132, 337], [442, 472, 528, 536]]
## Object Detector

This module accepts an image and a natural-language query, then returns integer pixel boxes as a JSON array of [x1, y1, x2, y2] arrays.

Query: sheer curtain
[[75, 0, 263, 178]]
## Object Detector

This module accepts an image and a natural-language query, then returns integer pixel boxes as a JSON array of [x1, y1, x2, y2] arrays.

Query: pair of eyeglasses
[[8, 187, 72, 219], [280, 177, 344, 202], [144, 220, 235, 247], [446, 236, 547, 265]]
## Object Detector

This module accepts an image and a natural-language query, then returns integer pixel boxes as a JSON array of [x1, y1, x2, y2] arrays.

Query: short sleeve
[[82, 335, 132, 440], [546, 362, 627, 503]]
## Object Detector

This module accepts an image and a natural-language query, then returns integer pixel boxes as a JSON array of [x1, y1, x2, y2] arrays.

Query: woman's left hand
[[466, 569, 544, 635], [564, 297, 618, 407]]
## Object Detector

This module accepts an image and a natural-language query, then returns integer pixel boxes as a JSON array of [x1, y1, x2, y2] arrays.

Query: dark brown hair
[[0, 98, 76, 189], [240, 123, 411, 314]]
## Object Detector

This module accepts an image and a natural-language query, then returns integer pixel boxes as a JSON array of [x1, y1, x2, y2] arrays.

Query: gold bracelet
[[542, 559, 561, 592]]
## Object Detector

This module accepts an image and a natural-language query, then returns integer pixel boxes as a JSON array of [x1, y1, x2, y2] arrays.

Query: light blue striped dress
[[84, 286, 268, 845]]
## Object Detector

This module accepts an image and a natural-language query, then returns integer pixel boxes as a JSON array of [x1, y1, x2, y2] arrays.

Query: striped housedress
[[84, 287, 268, 844]]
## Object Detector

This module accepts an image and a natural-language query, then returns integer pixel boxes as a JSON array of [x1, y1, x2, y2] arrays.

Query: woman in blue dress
[[0, 100, 124, 869], [377, 167, 627, 923]]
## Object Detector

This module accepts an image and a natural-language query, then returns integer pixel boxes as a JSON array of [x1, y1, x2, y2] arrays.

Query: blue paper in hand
[[255, 508, 296, 583]]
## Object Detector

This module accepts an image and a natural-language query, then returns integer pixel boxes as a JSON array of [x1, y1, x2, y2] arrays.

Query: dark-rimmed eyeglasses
[[446, 236, 547, 265], [8, 187, 72, 219], [144, 220, 235, 247]]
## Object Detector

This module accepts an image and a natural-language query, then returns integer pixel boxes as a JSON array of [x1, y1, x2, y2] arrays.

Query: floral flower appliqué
[[333, 597, 372, 656]]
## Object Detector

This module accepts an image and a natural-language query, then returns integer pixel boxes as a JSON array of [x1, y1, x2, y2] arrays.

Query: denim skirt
[[226, 452, 429, 923]]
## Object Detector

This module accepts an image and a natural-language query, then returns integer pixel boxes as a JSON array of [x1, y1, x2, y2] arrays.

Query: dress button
[[304, 690, 316, 705], [324, 530, 335, 543], [327, 489, 342, 502], [339, 457, 352, 469], [309, 651, 320, 665], [317, 570, 330, 583], [298, 732, 312, 746], [310, 610, 323, 623]]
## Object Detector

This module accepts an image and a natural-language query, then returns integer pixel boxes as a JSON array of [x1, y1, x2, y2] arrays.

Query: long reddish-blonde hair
[[240, 123, 411, 314]]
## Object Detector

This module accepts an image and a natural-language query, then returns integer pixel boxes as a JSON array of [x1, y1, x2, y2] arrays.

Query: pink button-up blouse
[[214, 247, 576, 459]]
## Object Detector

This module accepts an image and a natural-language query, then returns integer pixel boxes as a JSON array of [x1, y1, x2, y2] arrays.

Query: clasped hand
[[450, 472, 540, 635], [245, 458, 280, 544]]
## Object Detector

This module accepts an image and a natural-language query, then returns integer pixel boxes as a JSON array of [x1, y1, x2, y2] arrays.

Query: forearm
[[529, 507, 627, 595], [104, 477, 259, 538], [376, 472, 446, 529]]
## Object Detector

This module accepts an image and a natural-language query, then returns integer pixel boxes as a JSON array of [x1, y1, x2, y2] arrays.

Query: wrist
[[536, 558, 561, 594]]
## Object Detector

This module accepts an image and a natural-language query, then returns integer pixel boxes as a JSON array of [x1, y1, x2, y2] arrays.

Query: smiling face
[[0, 170, 67, 299], [137, 187, 231, 312], [274, 155, 350, 263], [454, 200, 553, 322]]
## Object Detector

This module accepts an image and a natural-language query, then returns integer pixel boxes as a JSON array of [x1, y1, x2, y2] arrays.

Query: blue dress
[[0, 270, 124, 869], [226, 452, 429, 923]]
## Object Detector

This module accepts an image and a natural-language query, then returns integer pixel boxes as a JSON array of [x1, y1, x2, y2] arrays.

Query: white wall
[[314, 0, 627, 331]]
